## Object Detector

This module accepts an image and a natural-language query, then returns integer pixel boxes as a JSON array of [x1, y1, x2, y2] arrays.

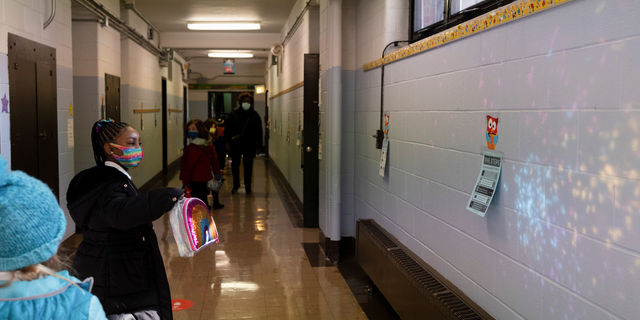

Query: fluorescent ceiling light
[[188, 22, 260, 30], [208, 52, 254, 58]]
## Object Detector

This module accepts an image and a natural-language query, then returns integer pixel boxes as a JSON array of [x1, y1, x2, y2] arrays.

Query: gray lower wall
[[189, 100, 208, 121], [269, 87, 304, 201], [121, 84, 185, 186]]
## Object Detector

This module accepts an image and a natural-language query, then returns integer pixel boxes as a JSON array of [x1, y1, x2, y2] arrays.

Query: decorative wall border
[[362, 0, 575, 71]]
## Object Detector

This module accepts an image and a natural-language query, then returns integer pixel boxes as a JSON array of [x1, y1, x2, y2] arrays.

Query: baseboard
[[138, 157, 181, 194], [319, 229, 355, 264], [265, 157, 304, 227]]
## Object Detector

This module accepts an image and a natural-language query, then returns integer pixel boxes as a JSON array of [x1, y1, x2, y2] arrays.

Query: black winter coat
[[225, 107, 263, 157], [66, 165, 184, 320]]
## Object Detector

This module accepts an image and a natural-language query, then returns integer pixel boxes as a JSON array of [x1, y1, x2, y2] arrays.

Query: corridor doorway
[[8, 34, 59, 198], [105, 74, 121, 122]]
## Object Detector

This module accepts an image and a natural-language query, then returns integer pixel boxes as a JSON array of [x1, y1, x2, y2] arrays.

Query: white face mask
[[242, 103, 250, 110]]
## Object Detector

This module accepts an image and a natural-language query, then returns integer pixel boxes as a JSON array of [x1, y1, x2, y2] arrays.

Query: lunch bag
[[169, 197, 219, 257]]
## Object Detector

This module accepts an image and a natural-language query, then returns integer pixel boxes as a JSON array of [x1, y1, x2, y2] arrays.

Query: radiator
[[356, 219, 493, 320]]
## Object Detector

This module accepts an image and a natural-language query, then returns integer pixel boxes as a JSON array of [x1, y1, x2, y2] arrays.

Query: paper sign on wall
[[67, 118, 74, 148], [379, 139, 389, 177], [223, 59, 235, 74], [296, 114, 301, 146], [286, 113, 290, 143], [318, 133, 322, 160], [466, 151, 502, 217]]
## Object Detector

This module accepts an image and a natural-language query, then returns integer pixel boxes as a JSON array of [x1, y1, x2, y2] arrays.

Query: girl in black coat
[[67, 119, 184, 320]]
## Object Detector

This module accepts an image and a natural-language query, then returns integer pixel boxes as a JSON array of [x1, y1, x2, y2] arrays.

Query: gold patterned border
[[363, 0, 575, 71]]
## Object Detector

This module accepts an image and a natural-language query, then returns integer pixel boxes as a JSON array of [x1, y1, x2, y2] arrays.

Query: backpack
[[169, 197, 219, 257]]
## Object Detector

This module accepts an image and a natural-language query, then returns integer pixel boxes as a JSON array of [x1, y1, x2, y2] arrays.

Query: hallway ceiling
[[132, 0, 297, 34]]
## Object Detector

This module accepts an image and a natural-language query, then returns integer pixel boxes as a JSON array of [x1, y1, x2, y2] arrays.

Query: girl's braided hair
[[91, 119, 131, 166]]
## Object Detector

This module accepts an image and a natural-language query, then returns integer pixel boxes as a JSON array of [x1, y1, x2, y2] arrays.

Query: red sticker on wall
[[171, 299, 194, 311]]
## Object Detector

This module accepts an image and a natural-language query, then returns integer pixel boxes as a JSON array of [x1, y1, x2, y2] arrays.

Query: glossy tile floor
[[150, 158, 370, 320]]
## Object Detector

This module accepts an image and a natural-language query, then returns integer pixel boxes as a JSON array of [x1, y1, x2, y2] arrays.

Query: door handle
[[38, 131, 47, 139], [306, 146, 312, 153]]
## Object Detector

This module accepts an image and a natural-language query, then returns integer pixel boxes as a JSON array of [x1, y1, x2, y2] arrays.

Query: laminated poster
[[318, 133, 322, 160], [296, 114, 301, 146], [466, 151, 502, 217], [379, 139, 389, 177], [67, 118, 74, 148]]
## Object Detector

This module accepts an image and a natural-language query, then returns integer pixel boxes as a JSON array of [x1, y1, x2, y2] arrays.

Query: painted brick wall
[[355, 0, 640, 319], [121, 39, 186, 186], [0, 0, 75, 238], [72, 5, 122, 174], [188, 90, 208, 121], [267, 0, 319, 201]]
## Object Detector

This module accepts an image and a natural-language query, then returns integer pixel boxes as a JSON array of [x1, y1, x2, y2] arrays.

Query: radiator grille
[[357, 220, 491, 320]]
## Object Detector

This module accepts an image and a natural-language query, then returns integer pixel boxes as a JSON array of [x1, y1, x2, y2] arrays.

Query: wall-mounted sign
[[379, 139, 389, 177], [297, 114, 301, 146], [223, 59, 235, 74], [384, 113, 390, 137], [486, 115, 499, 150], [67, 119, 74, 148], [466, 151, 502, 217]]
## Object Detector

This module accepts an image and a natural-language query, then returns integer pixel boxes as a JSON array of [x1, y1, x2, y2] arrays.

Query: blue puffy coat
[[0, 270, 107, 320]]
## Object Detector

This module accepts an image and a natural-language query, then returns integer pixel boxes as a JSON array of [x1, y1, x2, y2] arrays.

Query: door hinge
[[50, 70, 52, 76]]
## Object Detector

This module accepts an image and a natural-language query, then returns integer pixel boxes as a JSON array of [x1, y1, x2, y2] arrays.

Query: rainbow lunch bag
[[169, 197, 219, 257]]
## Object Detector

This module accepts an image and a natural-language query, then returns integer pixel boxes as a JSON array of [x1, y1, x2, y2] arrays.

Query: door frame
[[162, 77, 168, 174], [105, 73, 121, 122], [183, 85, 188, 148]]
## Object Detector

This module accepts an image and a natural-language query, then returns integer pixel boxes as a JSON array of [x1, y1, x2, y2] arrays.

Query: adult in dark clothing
[[67, 119, 184, 320], [225, 92, 263, 194]]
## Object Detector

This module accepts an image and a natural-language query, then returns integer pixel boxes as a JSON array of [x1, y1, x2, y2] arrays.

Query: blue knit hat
[[0, 158, 66, 271]]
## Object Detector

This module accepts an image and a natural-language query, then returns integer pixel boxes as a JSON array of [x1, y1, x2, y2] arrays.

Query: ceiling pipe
[[72, 0, 165, 61], [282, 0, 319, 47], [43, 0, 56, 29], [123, 0, 161, 50]]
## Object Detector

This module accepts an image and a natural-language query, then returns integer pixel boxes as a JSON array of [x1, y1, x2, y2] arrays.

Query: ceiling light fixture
[[208, 52, 254, 58], [188, 22, 260, 30]]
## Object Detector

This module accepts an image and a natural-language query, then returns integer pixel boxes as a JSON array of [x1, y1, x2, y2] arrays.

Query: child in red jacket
[[180, 119, 224, 209]]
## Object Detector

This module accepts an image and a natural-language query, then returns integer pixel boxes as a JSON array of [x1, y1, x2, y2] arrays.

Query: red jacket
[[180, 142, 221, 185]]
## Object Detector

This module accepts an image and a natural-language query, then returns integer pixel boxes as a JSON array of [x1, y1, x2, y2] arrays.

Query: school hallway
[[152, 158, 386, 320], [5, 0, 640, 318]]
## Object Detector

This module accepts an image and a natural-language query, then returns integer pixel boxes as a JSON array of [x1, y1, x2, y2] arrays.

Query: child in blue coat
[[0, 158, 107, 320]]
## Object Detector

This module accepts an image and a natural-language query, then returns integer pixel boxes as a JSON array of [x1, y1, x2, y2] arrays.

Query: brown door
[[8, 34, 59, 198], [105, 74, 121, 122]]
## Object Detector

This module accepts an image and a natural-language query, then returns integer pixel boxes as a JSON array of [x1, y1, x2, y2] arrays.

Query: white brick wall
[[354, 0, 640, 319]]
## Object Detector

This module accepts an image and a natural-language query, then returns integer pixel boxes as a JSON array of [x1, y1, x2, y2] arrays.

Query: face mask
[[110, 143, 143, 169], [242, 103, 250, 111], [209, 128, 216, 134], [188, 131, 198, 139]]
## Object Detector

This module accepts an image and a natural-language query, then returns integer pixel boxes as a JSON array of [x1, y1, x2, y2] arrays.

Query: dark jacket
[[179, 139, 221, 185], [66, 165, 184, 320], [225, 108, 263, 156]]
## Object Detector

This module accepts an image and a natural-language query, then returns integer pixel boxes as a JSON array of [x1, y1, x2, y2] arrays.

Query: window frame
[[410, 0, 518, 43]]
